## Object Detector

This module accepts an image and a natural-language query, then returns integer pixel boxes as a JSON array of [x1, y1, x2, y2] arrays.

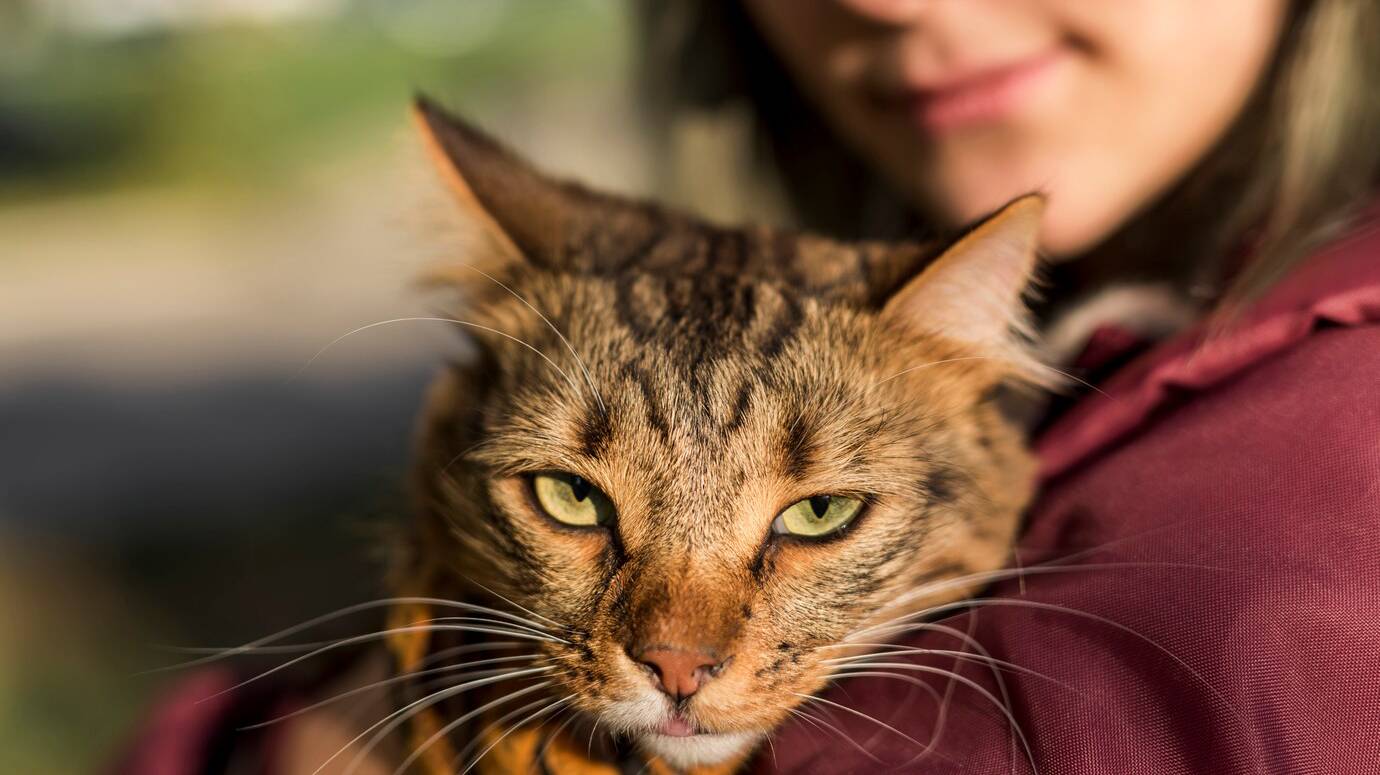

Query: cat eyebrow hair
[[619, 362, 671, 444], [754, 290, 804, 361], [722, 379, 755, 436], [779, 411, 818, 481], [578, 410, 613, 459]]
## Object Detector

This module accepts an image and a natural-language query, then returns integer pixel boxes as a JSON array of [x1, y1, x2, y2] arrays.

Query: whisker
[[147, 596, 557, 674], [294, 317, 583, 401], [632, 755, 660, 775], [160, 642, 337, 656], [1012, 545, 1029, 597], [532, 707, 581, 770], [865, 596, 1241, 723], [879, 356, 995, 384], [821, 670, 954, 766], [417, 616, 566, 643], [763, 730, 780, 769], [197, 624, 560, 703], [828, 647, 1080, 695], [881, 615, 1017, 768], [789, 692, 931, 756], [414, 640, 532, 669], [847, 561, 1232, 642], [829, 655, 949, 758], [390, 685, 562, 775], [239, 654, 543, 730], [456, 695, 576, 775], [781, 706, 882, 764], [460, 576, 570, 631], [878, 354, 1108, 398], [328, 675, 552, 775], [586, 716, 601, 759], [830, 665, 1038, 774], [459, 263, 606, 415]]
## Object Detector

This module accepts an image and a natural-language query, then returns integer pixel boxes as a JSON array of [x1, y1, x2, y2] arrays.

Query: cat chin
[[636, 730, 762, 770]]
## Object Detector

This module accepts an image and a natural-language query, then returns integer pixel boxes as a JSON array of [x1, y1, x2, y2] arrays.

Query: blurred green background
[[0, 2, 656, 772]]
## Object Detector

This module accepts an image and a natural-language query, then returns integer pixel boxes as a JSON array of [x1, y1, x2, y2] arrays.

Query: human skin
[[743, 0, 1288, 257]]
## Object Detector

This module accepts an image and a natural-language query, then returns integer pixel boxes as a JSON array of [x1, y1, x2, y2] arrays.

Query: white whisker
[[294, 317, 583, 401], [823, 670, 954, 766], [790, 692, 931, 756], [456, 695, 576, 775], [460, 263, 606, 415], [147, 596, 557, 674], [878, 354, 1107, 398], [830, 647, 1079, 694], [781, 705, 882, 764], [830, 664, 1037, 774], [864, 596, 1240, 722], [240, 654, 542, 730], [327, 675, 552, 775], [533, 708, 581, 769], [847, 561, 1232, 642], [390, 685, 563, 775], [461, 576, 569, 631], [879, 356, 994, 384], [197, 624, 560, 703], [417, 615, 564, 643]]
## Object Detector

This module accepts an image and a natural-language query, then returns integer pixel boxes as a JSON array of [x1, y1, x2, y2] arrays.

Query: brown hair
[[635, 1, 1380, 309]]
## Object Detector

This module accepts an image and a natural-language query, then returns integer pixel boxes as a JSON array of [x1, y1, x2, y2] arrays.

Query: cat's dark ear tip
[[412, 92, 447, 123], [410, 94, 498, 155]]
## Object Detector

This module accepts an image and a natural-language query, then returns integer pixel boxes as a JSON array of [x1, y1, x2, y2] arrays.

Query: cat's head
[[398, 97, 1048, 769]]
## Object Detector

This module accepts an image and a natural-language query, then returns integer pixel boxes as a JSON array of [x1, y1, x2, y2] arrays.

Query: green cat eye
[[773, 495, 864, 538], [531, 472, 616, 527]]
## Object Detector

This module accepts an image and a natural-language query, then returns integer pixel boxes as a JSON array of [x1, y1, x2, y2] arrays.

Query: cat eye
[[530, 472, 616, 528], [772, 495, 864, 538]]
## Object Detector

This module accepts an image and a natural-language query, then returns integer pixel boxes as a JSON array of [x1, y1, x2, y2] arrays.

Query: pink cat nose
[[634, 648, 727, 700]]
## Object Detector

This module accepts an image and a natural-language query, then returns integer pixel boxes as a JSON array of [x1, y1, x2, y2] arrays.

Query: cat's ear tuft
[[413, 95, 573, 267], [880, 194, 1053, 385]]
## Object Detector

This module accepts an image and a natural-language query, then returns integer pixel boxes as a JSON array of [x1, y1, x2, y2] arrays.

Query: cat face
[[399, 98, 1046, 770]]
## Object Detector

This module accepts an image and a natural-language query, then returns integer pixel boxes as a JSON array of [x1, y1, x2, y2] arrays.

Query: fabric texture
[[754, 207, 1380, 774]]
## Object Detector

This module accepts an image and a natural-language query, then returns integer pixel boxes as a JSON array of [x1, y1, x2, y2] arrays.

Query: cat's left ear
[[880, 195, 1052, 384], [412, 94, 664, 270]]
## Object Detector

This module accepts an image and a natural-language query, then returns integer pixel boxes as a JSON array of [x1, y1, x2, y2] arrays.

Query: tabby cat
[[381, 97, 1050, 774]]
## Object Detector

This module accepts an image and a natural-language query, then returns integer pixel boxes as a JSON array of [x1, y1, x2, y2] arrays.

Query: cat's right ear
[[879, 195, 1053, 386]]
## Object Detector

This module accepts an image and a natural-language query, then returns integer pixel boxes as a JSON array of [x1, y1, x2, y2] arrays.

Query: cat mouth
[[655, 712, 699, 738]]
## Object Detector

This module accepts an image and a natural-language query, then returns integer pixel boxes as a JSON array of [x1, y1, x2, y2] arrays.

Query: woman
[[640, 1, 1380, 772]]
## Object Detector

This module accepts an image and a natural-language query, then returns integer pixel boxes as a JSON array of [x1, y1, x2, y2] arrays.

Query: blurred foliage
[[0, 0, 626, 200], [0, 3, 632, 773]]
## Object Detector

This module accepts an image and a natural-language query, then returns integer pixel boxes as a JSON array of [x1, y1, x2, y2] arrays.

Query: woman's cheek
[[976, 0, 1288, 256]]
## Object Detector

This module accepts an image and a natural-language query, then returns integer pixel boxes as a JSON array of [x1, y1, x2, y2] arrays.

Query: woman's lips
[[888, 49, 1066, 133]]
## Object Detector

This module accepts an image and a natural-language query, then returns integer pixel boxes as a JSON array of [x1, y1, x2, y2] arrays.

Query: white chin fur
[[637, 730, 760, 769]]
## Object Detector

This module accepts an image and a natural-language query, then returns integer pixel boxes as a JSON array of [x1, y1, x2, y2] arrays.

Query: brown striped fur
[[394, 97, 1048, 773]]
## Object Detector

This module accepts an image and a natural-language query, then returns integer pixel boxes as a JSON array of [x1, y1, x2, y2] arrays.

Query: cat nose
[[633, 648, 727, 700]]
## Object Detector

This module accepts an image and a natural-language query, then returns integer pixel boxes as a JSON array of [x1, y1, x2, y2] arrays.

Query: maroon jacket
[[117, 209, 1380, 774], [757, 208, 1380, 774]]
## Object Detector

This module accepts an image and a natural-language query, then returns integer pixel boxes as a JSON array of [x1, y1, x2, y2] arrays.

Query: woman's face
[[744, 0, 1287, 256]]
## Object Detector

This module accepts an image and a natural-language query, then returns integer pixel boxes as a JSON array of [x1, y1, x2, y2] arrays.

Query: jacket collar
[[1036, 202, 1380, 482]]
